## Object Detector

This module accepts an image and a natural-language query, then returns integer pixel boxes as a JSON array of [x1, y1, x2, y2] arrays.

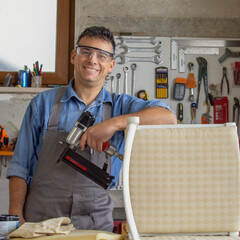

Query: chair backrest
[[123, 118, 240, 239]]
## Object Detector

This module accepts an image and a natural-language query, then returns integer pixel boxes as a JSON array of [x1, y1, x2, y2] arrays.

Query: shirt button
[[98, 100, 101, 104]]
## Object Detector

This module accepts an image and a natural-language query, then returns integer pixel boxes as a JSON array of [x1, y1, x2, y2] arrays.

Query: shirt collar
[[61, 78, 113, 106]]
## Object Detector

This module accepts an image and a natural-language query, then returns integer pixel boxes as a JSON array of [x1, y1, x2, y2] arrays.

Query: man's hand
[[16, 213, 25, 227], [79, 117, 121, 152]]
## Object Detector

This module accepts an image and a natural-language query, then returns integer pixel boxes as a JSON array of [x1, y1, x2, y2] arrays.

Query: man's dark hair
[[76, 26, 116, 54]]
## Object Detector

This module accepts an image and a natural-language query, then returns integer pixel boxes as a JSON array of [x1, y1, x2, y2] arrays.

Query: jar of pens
[[30, 61, 43, 88]]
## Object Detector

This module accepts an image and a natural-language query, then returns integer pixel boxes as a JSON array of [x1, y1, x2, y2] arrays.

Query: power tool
[[58, 111, 123, 189]]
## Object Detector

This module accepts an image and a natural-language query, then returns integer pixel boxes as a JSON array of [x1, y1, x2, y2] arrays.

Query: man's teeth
[[86, 67, 98, 72]]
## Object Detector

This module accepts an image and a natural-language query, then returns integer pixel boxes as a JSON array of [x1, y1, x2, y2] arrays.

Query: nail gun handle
[[102, 142, 111, 151], [102, 141, 123, 160]]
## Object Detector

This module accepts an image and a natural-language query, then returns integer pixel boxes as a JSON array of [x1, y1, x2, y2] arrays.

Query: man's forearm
[[9, 176, 27, 225], [115, 107, 177, 131], [80, 107, 177, 151]]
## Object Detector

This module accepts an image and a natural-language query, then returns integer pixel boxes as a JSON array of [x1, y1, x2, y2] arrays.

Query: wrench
[[120, 45, 162, 54], [218, 48, 240, 63], [123, 67, 129, 94], [116, 73, 121, 94], [110, 76, 114, 93], [105, 74, 110, 81], [186, 62, 197, 102], [131, 63, 137, 96], [115, 54, 163, 65], [117, 36, 160, 45]]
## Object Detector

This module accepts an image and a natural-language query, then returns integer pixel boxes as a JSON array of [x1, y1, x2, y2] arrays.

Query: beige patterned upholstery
[[124, 121, 240, 239], [140, 236, 238, 240]]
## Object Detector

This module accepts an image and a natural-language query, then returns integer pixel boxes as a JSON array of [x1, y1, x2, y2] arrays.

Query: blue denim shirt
[[6, 80, 174, 188]]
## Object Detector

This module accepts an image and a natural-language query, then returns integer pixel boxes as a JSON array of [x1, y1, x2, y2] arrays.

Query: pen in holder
[[31, 76, 42, 88]]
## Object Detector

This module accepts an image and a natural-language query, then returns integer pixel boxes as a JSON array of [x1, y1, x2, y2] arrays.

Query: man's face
[[71, 36, 115, 88]]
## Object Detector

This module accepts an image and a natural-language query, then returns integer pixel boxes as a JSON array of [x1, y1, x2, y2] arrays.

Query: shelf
[[0, 87, 51, 94], [0, 151, 13, 156], [171, 38, 240, 55]]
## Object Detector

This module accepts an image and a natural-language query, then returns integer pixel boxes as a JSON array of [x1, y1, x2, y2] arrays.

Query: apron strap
[[102, 98, 112, 121], [48, 86, 68, 129], [48, 86, 112, 130]]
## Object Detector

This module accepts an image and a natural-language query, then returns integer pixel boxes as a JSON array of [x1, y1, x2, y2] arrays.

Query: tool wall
[[104, 36, 240, 135]]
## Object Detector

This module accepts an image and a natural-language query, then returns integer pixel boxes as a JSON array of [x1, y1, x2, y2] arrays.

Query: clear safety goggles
[[75, 45, 113, 63]]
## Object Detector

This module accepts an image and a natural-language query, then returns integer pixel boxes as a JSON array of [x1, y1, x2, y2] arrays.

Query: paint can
[[0, 234, 8, 240], [0, 215, 19, 235]]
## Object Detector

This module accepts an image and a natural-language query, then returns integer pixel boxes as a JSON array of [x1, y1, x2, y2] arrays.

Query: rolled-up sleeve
[[113, 93, 175, 116], [6, 97, 41, 184]]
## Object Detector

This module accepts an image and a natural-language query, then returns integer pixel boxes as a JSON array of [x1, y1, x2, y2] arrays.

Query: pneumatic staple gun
[[58, 111, 123, 189]]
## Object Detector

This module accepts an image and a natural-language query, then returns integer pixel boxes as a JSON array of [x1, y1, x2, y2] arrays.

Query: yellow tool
[[155, 67, 168, 98]]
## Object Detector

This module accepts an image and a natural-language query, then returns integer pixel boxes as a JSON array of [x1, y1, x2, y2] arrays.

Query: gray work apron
[[24, 86, 114, 231]]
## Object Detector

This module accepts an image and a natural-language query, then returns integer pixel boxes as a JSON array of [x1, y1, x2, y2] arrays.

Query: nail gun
[[58, 111, 123, 189]]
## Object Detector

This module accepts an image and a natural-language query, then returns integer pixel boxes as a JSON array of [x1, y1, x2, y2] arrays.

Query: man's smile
[[83, 66, 100, 73]]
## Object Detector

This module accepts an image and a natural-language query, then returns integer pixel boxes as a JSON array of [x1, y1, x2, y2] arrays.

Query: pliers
[[221, 67, 230, 95], [233, 97, 239, 128], [196, 57, 209, 108]]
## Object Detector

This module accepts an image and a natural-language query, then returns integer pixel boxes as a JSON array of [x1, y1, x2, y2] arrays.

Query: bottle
[[18, 65, 28, 87]]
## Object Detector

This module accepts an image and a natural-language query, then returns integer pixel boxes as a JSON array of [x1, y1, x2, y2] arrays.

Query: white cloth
[[8, 217, 75, 238]]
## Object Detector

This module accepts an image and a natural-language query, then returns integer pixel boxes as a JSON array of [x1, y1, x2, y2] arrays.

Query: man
[[7, 26, 177, 231]]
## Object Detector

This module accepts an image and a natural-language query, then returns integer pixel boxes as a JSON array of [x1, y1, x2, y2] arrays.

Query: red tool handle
[[102, 141, 110, 151]]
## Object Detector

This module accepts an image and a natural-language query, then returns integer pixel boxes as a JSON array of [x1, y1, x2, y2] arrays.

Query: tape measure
[[137, 90, 149, 100], [173, 78, 187, 101]]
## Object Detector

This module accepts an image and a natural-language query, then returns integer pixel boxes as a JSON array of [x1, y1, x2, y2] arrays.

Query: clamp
[[220, 67, 230, 95], [196, 57, 209, 108]]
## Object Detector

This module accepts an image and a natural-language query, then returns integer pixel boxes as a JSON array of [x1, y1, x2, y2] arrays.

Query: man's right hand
[[9, 211, 25, 226], [9, 176, 28, 226]]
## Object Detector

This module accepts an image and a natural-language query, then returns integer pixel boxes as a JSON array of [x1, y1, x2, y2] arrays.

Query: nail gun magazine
[[58, 111, 123, 189]]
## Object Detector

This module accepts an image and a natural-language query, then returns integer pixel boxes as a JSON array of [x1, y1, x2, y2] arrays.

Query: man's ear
[[70, 50, 76, 64], [108, 59, 115, 73]]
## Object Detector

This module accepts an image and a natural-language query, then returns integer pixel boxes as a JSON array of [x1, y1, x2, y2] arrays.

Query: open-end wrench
[[115, 54, 163, 65], [123, 67, 129, 94], [110, 76, 114, 93], [116, 73, 121, 94], [117, 36, 160, 45], [120, 45, 162, 54], [131, 63, 137, 96]]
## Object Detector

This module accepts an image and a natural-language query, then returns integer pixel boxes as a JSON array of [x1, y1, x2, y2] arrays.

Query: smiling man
[[7, 26, 177, 232]]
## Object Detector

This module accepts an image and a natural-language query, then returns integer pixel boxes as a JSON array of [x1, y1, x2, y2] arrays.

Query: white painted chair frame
[[123, 117, 240, 240]]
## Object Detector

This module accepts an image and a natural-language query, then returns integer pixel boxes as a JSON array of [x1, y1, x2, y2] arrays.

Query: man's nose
[[88, 52, 98, 62]]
